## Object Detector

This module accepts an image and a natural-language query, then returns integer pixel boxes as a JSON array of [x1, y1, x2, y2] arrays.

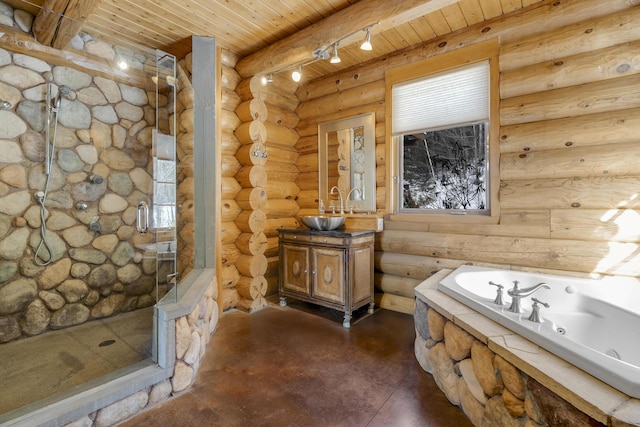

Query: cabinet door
[[311, 247, 345, 304], [352, 245, 372, 304], [282, 244, 310, 296]]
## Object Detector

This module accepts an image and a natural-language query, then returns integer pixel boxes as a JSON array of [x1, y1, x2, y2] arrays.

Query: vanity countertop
[[279, 228, 376, 237]]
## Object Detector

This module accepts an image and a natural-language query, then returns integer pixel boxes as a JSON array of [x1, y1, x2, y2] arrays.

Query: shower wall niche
[[0, 42, 176, 343]]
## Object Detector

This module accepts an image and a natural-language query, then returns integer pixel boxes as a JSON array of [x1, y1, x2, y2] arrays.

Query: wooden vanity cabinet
[[278, 229, 375, 328]]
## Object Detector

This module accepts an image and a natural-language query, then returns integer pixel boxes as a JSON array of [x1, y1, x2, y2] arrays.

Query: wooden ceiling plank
[[85, 7, 179, 47], [95, 2, 187, 42], [155, 0, 279, 53], [501, 0, 523, 14], [236, 0, 460, 78], [281, 0, 331, 22], [268, 0, 320, 30], [389, 23, 425, 48], [207, 0, 292, 42], [130, 0, 262, 44], [440, 3, 469, 30], [423, 10, 453, 36], [85, 15, 176, 51], [100, 0, 239, 43], [379, 27, 413, 51], [173, 0, 276, 37], [90, 0, 265, 54], [408, 16, 438, 41], [458, 0, 486, 26], [479, 0, 504, 20]]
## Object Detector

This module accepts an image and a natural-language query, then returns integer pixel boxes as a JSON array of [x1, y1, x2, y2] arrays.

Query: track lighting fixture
[[360, 28, 372, 51], [329, 43, 341, 64], [261, 21, 379, 84], [312, 21, 379, 63]]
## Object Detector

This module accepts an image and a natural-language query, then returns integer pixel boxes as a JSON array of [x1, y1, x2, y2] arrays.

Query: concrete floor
[[122, 301, 472, 427], [0, 307, 153, 415]]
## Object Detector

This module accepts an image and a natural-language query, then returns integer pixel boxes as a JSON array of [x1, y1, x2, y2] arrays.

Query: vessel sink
[[299, 215, 346, 231]]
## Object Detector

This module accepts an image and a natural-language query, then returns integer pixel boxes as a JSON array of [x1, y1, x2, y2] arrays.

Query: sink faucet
[[330, 186, 344, 214], [345, 188, 361, 213], [507, 281, 550, 313]]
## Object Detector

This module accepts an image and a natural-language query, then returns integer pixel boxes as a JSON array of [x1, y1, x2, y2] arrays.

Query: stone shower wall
[[414, 298, 608, 426], [0, 44, 167, 342]]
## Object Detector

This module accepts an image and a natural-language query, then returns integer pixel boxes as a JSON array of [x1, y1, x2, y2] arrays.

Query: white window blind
[[392, 60, 489, 135]]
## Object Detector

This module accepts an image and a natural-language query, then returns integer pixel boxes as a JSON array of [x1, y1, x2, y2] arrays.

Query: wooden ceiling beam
[[235, 0, 459, 78], [34, 0, 102, 49]]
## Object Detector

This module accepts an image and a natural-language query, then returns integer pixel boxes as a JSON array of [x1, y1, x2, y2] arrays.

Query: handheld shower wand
[[45, 83, 52, 175], [43, 84, 70, 175], [36, 83, 69, 266]]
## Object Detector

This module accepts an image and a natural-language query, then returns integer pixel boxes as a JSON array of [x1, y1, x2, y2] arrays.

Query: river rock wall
[[0, 43, 169, 342]]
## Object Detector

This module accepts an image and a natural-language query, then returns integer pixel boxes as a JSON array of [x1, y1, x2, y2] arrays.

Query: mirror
[[319, 112, 376, 213]]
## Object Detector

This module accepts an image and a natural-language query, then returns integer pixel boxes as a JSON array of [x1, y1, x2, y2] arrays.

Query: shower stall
[[0, 34, 178, 416]]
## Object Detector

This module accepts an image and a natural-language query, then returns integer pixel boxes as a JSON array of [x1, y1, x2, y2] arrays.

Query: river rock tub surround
[[438, 265, 640, 399], [414, 269, 640, 427]]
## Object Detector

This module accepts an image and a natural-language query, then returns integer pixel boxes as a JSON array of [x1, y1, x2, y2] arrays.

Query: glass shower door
[[153, 51, 178, 306]]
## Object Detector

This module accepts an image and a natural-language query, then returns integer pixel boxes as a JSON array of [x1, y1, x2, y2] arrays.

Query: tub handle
[[137, 201, 149, 234], [528, 298, 550, 323], [488, 281, 505, 305]]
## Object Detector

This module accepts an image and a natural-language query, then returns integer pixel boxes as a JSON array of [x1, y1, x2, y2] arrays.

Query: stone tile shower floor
[[0, 307, 153, 415]]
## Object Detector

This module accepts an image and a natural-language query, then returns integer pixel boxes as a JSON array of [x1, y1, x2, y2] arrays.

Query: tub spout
[[507, 281, 550, 313]]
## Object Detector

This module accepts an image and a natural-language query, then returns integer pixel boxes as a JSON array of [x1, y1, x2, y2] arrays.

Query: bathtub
[[438, 265, 640, 399]]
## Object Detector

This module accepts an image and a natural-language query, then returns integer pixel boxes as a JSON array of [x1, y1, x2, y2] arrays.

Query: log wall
[[289, 0, 640, 312], [220, 50, 242, 310], [230, 72, 301, 312]]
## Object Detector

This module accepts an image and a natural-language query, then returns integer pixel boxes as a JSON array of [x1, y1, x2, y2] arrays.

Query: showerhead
[[52, 85, 72, 109], [0, 100, 11, 110]]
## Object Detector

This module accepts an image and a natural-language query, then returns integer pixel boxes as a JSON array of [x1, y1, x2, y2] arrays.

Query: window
[[385, 40, 499, 222]]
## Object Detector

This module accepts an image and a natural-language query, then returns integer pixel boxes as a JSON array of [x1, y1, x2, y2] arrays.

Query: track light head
[[330, 43, 341, 64], [261, 73, 273, 85], [291, 67, 302, 82], [360, 28, 372, 51]]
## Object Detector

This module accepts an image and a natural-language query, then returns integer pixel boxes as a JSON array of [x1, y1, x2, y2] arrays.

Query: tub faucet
[[330, 186, 344, 214], [507, 281, 550, 313]]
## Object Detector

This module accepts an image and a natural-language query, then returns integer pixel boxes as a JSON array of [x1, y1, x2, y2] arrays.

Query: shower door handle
[[137, 201, 149, 234]]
